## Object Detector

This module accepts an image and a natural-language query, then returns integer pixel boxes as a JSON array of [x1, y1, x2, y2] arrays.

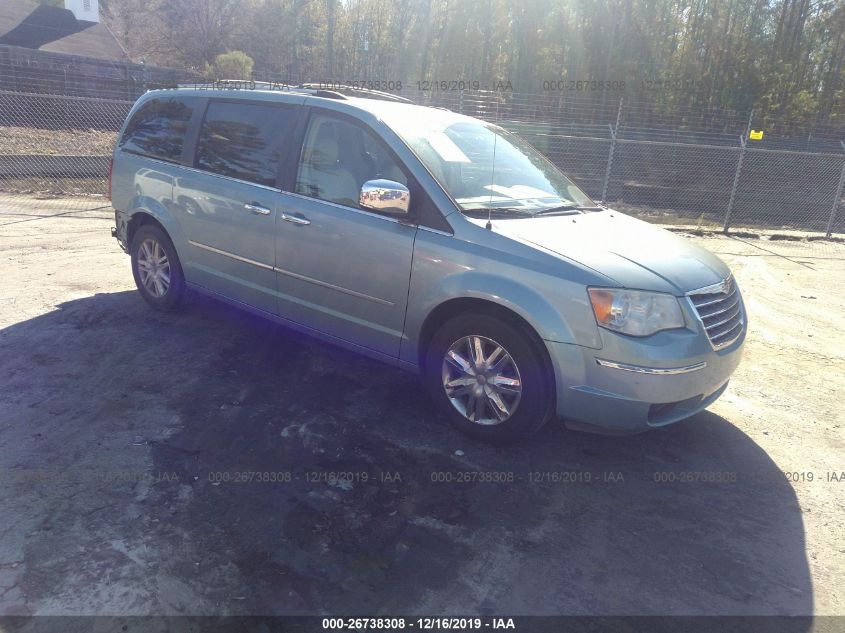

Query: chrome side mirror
[[359, 179, 410, 216]]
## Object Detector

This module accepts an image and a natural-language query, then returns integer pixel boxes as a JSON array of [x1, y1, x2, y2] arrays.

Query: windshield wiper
[[462, 207, 535, 218], [533, 205, 604, 216]]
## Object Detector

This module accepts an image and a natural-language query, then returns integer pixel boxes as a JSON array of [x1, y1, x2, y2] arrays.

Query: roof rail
[[297, 87, 348, 100], [176, 79, 294, 91], [170, 80, 414, 104], [297, 83, 412, 104]]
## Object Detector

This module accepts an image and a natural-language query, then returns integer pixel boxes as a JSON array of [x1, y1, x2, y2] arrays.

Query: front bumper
[[546, 318, 745, 433]]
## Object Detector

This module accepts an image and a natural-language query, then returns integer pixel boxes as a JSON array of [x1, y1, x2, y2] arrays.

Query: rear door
[[173, 99, 297, 313], [274, 110, 418, 357]]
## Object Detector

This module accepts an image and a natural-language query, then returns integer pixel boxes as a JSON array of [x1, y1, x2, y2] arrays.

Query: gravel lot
[[0, 194, 843, 618]]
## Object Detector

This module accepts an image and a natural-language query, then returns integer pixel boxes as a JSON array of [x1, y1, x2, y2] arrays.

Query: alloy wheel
[[441, 335, 523, 425], [136, 237, 171, 298]]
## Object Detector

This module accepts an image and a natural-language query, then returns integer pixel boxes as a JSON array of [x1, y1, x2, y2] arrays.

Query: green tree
[[209, 51, 255, 80]]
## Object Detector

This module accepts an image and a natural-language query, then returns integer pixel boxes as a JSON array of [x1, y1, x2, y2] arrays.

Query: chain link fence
[[419, 90, 845, 238], [0, 89, 129, 195], [1, 83, 843, 241]]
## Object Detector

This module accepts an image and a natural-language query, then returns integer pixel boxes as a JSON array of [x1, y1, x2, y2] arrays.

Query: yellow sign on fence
[[749, 129, 764, 140]]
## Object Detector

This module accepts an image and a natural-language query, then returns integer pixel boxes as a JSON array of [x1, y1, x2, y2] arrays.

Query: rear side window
[[119, 97, 195, 162], [195, 101, 294, 187]]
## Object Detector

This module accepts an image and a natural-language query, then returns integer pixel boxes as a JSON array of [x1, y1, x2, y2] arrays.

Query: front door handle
[[281, 212, 311, 226], [244, 202, 271, 216]]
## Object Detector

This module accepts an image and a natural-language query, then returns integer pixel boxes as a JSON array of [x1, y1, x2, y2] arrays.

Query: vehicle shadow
[[0, 291, 812, 623]]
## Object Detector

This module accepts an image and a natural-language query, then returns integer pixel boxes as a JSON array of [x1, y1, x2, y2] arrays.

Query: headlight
[[588, 288, 685, 337]]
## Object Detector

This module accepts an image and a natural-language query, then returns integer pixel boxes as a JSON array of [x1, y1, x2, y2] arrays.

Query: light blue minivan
[[110, 84, 745, 442]]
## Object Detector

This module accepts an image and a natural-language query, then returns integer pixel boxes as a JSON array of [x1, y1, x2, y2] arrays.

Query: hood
[[470, 210, 730, 294]]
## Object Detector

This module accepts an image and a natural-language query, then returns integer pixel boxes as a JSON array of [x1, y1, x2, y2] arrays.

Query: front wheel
[[130, 224, 185, 311], [424, 313, 554, 443]]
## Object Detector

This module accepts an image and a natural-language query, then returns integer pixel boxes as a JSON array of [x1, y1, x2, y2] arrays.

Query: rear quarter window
[[118, 97, 196, 162]]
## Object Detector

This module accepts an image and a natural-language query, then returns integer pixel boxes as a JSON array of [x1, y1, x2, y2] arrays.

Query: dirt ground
[[0, 127, 117, 156], [0, 194, 843, 619]]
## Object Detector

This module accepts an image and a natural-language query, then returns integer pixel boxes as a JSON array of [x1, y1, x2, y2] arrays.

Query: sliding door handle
[[244, 202, 271, 216], [281, 212, 311, 226]]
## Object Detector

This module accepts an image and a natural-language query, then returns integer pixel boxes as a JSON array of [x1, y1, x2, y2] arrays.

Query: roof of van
[[142, 84, 476, 126]]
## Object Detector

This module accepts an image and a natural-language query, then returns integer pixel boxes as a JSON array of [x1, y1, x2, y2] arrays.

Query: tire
[[423, 312, 554, 443], [130, 223, 186, 311]]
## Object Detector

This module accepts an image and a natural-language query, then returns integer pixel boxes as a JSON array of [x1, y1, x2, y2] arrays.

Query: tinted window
[[195, 101, 293, 187], [296, 114, 407, 209], [119, 97, 194, 162]]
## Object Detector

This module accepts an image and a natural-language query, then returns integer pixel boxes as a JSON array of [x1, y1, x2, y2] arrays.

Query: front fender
[[445, 269, 577, 338], [402, 232, 603, 366]]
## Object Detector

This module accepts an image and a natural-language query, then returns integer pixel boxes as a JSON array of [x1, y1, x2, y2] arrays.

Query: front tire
[[424, 312, 553, 443], [130, 224, 185, 311]]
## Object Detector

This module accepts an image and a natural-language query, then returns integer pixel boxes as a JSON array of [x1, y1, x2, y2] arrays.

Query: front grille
[[689, 276, 744, 349]]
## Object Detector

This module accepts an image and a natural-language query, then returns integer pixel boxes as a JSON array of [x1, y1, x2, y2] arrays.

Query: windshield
[[380, 109, 595, 214]]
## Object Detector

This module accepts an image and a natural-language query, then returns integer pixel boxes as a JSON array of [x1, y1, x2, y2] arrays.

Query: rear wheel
[[130, 224, 185, 311], [424, 312, 553, 443]]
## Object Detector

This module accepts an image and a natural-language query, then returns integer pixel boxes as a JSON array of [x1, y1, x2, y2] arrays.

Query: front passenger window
[[296, 114, 408, 210]]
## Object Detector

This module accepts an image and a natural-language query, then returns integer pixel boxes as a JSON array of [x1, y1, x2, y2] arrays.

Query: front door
[[274, 111, 417, 357]]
